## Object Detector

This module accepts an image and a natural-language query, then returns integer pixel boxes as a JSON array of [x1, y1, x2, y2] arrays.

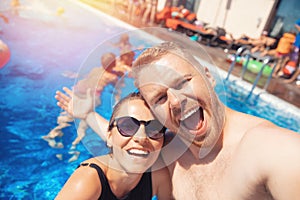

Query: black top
[[79, 163, 153, 200]]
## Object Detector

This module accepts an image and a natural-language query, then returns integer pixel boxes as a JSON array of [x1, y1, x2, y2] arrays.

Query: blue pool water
[[0, 0, 299, 199]]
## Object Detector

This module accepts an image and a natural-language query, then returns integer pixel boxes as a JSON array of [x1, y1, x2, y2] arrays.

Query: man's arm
[[263, 127, 300, 199], [243, 122, 300, 199], [85, 112, 108, 142]]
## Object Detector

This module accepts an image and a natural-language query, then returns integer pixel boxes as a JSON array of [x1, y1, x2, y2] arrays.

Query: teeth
[[128, 149, 149, 156], [181, 108, 199, 121]]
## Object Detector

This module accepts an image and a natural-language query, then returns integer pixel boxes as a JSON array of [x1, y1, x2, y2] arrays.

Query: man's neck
[[186, 131, 224, 163]]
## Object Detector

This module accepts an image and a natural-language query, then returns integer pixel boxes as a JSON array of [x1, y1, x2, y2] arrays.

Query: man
[[56, 42, 300, 199], [131, 42, 300, 199]]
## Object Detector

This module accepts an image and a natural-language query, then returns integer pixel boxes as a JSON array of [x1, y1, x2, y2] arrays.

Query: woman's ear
[[204, 67, 216, 87], [107, 131, 113, 148]]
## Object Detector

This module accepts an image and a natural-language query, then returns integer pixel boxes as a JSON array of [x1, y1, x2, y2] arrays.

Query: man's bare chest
[[172, 161, 227, 199], [171, 154, 273, 200]]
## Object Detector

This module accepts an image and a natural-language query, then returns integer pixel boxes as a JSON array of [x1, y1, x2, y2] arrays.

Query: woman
[[55, 92, 173, 199]]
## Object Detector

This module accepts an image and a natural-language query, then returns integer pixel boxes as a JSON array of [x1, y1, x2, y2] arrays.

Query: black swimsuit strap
[[79, 163, 113, 198], [78, 163, 152, 200]]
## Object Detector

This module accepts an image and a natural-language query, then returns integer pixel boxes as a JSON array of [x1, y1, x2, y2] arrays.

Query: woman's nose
[[132, 125, 148, 142]]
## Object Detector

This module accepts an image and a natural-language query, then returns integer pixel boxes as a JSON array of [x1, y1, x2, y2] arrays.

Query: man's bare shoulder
[[222, 118, 300, 199], [241, 119, 300, 146], [236, 119, 300, 167], [226, 109, 300, 169], [236, 120, 300, 199]]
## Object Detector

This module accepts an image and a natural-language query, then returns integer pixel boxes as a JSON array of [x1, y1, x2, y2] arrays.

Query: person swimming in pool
[[112, 33, 133, 55], [55, 92, 173, 200], [58, 42, 300, 199], [43, 52, 126, 162]]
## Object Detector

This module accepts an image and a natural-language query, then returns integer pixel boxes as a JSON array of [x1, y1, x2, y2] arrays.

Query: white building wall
[[196, 0, 277, 38], [157, 0, 167, 12]]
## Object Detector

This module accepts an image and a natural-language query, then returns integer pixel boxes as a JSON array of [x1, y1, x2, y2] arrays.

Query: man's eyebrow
[[146, 85, 165, 105], [150, 91, 163, 104], [170, 73, 192, 84], [183, 73, 193, 79]]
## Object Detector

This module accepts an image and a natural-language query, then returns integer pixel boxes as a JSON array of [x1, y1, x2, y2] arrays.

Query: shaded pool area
[[0, 0, 299, 199]]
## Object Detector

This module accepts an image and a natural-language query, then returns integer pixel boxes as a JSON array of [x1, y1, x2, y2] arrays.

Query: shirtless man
[[131, 42, 300, 199], [56, 42, 300, 199]]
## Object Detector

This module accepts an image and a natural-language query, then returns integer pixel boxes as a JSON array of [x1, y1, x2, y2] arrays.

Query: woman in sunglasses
[[55, 92, 173, 200]]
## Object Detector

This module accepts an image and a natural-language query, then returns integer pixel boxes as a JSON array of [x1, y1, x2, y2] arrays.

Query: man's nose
[[167, 88, 186, 110]]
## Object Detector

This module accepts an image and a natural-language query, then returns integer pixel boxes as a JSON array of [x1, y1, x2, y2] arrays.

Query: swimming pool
[[0, 0, 299, 199]]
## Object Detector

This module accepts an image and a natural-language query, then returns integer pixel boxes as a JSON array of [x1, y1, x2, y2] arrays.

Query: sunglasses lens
[[115, 117, 165, 139], [116, 117, 139, 137], [146, 120, 165, 139]]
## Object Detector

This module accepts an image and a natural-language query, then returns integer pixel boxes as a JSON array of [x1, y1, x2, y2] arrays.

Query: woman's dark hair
[[108, 92, 146, 131]]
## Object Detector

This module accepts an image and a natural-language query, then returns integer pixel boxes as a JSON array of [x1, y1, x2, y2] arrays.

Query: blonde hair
[[132, 42, 205, 85]]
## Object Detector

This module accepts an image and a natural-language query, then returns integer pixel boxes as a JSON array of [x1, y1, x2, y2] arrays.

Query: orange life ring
[[0, 40, 10, 69]]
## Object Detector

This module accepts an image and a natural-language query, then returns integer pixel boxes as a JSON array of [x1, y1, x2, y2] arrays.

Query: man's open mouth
[[180, 107, 204, 133]]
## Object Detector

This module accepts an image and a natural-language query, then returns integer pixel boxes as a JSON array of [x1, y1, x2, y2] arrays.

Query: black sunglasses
[[110, 116, 166, 140]]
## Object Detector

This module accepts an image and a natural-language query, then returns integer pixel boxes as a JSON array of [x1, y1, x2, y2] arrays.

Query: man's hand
[[55, 87, 93, 119]]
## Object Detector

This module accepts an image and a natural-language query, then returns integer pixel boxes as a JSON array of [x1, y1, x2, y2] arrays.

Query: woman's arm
[[55, 87, 109, 141], [85, 111, 109, 142], [55, 164, 102, 200]]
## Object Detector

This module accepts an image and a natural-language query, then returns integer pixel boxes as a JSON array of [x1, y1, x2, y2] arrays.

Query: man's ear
[[107, 131, 113, 148], [204, 67, 216, 87]]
